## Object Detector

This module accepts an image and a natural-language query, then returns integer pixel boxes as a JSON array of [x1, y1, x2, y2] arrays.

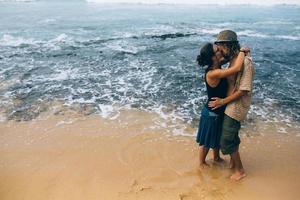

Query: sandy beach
[[0, 109, 299, 200]]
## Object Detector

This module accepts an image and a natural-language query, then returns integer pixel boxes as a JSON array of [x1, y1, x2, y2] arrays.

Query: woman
[[196, 42, 247, 168]]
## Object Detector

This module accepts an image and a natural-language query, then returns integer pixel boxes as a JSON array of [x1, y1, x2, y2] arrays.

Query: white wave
[[199, 28, 223, 35], [151, 104, 169, 120], [0, 34, 39, 47], [275, 35, 300, 40], [29, 67, 80, 84], [223, 29, 299, 41], [196, 28, 300, 41], [197, 27, 229, 36], [253, 20, 293, 25], [49, 68, 76, 81], [0, 33, 76, 48], [106, 41, 140, 54], [98, 104, 115, 118], [41, 33, 75, 51], [237, 30, 269, 38], [237, 30, 300, 40], [55, 33, 73, 43]]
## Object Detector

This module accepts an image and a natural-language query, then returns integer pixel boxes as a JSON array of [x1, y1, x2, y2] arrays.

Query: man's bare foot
[[199, 162, 210, 169], [230, 171, 246, 181]]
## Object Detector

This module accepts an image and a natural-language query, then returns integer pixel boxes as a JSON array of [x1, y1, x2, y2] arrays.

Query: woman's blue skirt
[[196, 106, 224, 149]]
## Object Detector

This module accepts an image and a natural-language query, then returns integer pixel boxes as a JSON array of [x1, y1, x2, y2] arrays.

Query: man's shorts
[[220, 114, 241, 155]]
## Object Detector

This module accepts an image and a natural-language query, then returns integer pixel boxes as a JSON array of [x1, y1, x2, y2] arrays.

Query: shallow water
[[0, 1, 299, 135]]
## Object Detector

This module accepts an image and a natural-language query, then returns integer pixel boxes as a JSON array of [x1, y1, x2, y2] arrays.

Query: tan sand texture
[[0, 109, 299, 200]]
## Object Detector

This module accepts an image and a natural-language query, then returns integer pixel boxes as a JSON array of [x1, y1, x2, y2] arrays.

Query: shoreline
[[0, 110, 300, 200]]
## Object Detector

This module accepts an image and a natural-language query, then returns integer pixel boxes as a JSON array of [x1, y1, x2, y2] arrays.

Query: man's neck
[[229, 52, 239, 66]]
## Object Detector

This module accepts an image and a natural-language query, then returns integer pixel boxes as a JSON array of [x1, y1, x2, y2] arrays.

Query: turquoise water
[[0, 1, 299, 133]]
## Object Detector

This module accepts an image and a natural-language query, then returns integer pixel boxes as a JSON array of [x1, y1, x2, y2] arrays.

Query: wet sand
[[0, 110, 299, 200]]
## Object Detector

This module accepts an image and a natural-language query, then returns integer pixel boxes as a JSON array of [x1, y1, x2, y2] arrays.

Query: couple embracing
[[195, 30, 255, 181]]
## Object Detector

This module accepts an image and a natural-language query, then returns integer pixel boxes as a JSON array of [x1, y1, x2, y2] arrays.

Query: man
[[208, 30, 255, 181]]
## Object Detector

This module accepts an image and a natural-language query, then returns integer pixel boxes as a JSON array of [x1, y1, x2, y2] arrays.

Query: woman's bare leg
[[213, 148, 225, 162], [199, 146, 209, 168]]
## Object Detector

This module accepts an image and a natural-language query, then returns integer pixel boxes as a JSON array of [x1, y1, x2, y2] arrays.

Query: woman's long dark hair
[[196, 42, 214, 73]]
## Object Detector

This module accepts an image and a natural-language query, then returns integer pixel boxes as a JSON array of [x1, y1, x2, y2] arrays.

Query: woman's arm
[[208, 90, 248, 110], [207, 51, 245, 79]]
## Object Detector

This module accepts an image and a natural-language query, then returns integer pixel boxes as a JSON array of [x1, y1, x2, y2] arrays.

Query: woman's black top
[[205, 73, 228, 115]]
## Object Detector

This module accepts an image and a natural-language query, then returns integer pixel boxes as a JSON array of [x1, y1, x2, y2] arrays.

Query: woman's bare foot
[[213, 156, 225, 163], [199, 162, 210, 169], [230, 170, 246, 181]]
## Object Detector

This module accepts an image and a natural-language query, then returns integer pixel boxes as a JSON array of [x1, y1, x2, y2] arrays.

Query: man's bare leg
[[229, 157, 235, 169], [199, 146, 209, 168], [230, 150, 246, 181]]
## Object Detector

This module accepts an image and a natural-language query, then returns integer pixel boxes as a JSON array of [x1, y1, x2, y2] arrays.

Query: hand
[[240, 47, 251, 56], [240, 47, 250, 53], [208, 97, 224, 110]]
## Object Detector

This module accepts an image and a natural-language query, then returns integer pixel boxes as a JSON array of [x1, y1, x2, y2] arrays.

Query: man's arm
[[208, 90, 247, 110], [238, 56, 254, 91]]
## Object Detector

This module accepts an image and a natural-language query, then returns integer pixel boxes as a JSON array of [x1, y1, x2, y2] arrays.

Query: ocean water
[[0, 1, 299, 134]]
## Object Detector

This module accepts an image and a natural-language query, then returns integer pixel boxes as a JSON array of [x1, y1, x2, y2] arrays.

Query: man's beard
[[220, 57, 230, 65], [223, 54, 231, 60]]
